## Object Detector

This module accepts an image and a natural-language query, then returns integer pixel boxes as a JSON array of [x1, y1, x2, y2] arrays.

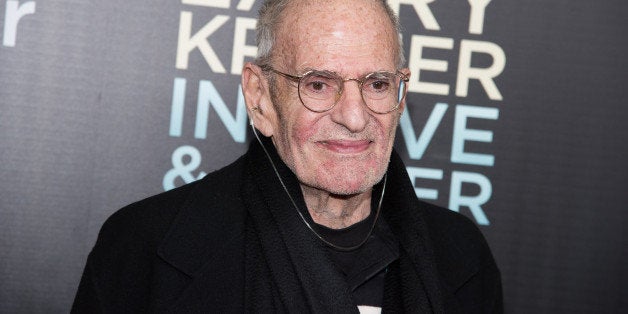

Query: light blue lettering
[[451, 104, 498, 166], [163, 145, 207, 191], [449, 171, 492, 225], [400, 103, 448, 160], [195, 81, 248, 143], [406, 166, 444, 200], [169, 77, 186, 137]]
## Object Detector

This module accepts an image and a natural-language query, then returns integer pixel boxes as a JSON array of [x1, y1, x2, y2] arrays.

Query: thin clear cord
[[251, 125, 386, 251]]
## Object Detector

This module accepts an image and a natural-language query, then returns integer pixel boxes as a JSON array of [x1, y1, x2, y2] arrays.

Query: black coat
[[72, 140, 502, 313]]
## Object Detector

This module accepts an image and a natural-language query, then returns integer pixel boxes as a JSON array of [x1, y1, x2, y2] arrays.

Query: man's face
[[266, 0, 406, 195]]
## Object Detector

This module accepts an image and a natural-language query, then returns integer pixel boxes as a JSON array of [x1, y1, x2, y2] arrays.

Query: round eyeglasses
[[268, 67, 409, 114]]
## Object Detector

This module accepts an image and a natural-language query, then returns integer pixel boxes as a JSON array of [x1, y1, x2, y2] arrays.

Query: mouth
[[317, 139, 372, 154]]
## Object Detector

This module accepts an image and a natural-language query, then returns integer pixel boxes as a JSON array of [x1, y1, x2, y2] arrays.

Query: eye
[[371, 80, 389, 91], [308, 80, 328, 92], [301, 73, 339, 98], [364, 77, 391, 93]]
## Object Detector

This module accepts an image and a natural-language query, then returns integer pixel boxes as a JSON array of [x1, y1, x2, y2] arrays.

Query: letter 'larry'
[[72, 1, 502, 312]]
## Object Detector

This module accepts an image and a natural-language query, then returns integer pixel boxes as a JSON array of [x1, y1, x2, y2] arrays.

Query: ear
[[242, 62, 278, 137]]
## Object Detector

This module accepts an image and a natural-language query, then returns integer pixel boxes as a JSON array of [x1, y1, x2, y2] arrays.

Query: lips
[[318, 139, 372, 154]]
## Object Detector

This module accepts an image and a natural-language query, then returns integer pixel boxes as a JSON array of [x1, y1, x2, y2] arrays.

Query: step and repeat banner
[[1, 0, 627, 312]]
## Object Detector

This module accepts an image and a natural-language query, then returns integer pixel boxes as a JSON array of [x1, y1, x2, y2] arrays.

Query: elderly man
[[73, 0, 502, 312]]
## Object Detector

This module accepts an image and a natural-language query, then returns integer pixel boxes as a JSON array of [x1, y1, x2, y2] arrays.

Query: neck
[[300, 185, 372, 229]]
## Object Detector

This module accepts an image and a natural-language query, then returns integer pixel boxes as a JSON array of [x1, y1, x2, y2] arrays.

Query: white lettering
[[456, 39, 505, 100], [408, 35, 454, 95], [3, 0, 36, 47], [181, 0, 230, 8], [176, 12, 229, 72], [231, 17, 258, 75], [236, 0, 256, 11], [467, 0, 492, 34], [387, 0, 440, 30]]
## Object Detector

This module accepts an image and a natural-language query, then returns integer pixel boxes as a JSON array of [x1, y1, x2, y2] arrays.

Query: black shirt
[[314, 210, 399, 310]]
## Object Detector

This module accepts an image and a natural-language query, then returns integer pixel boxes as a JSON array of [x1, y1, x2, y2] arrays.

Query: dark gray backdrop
[[1, 0, 627, 312]]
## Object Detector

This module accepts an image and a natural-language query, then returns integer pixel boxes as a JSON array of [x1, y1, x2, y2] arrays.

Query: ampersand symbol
[[163, 145, 207, 191]]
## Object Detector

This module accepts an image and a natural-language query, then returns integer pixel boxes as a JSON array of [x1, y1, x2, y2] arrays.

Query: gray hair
[[255, 0, 406, 70]]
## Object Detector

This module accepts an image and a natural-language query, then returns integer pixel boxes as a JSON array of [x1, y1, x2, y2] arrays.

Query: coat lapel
[[383, 150, 483, 313], [148, 140, 482, 313], [152, 159, 247, 313], [381, 154, 443, 313]]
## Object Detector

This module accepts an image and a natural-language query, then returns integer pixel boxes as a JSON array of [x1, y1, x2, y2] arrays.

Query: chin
[[311, 167, 384, 196]]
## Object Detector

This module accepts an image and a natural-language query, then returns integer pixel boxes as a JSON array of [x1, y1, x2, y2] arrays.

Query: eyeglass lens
[[298, 71, 405, 113]]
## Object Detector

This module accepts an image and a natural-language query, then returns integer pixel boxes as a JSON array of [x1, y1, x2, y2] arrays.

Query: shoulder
[[384, 150, 502, 310], [420, 201, 487, 248], [74, 156, 249, 311], [93, 154, 247, 256], [418, 200, 494, 269], [418, 201, 502, 311]]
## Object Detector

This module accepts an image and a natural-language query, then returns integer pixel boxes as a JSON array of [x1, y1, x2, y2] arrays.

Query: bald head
[[255, 0, 405, 70]]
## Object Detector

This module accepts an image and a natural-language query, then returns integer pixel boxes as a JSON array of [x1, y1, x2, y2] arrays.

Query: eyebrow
[[299, 68, 397, 78], [299, 68, 338, 76]]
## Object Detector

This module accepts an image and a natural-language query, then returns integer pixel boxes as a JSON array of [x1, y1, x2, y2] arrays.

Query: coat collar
[[242, 135, 359, 313], [156, 157, 246, 277], [153, 138, 482, 312], [154, 156, 247, 312], [383, 150, 483, 311]]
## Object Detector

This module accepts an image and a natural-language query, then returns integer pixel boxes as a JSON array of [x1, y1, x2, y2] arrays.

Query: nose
[[329, 80, 369, 133]]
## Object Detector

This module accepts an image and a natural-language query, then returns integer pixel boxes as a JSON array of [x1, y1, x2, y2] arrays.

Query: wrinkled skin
[[242, 0, 409, 228]]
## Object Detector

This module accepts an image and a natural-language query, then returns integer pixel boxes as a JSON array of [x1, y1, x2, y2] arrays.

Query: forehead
[[274, 0, 398, 73]]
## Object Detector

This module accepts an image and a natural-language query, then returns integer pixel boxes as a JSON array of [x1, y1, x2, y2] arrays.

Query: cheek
[[286, 112, 320, 148], [385, 115, 400, 141], [290, 123, 311, 145], [274, 108, 319, 168]]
